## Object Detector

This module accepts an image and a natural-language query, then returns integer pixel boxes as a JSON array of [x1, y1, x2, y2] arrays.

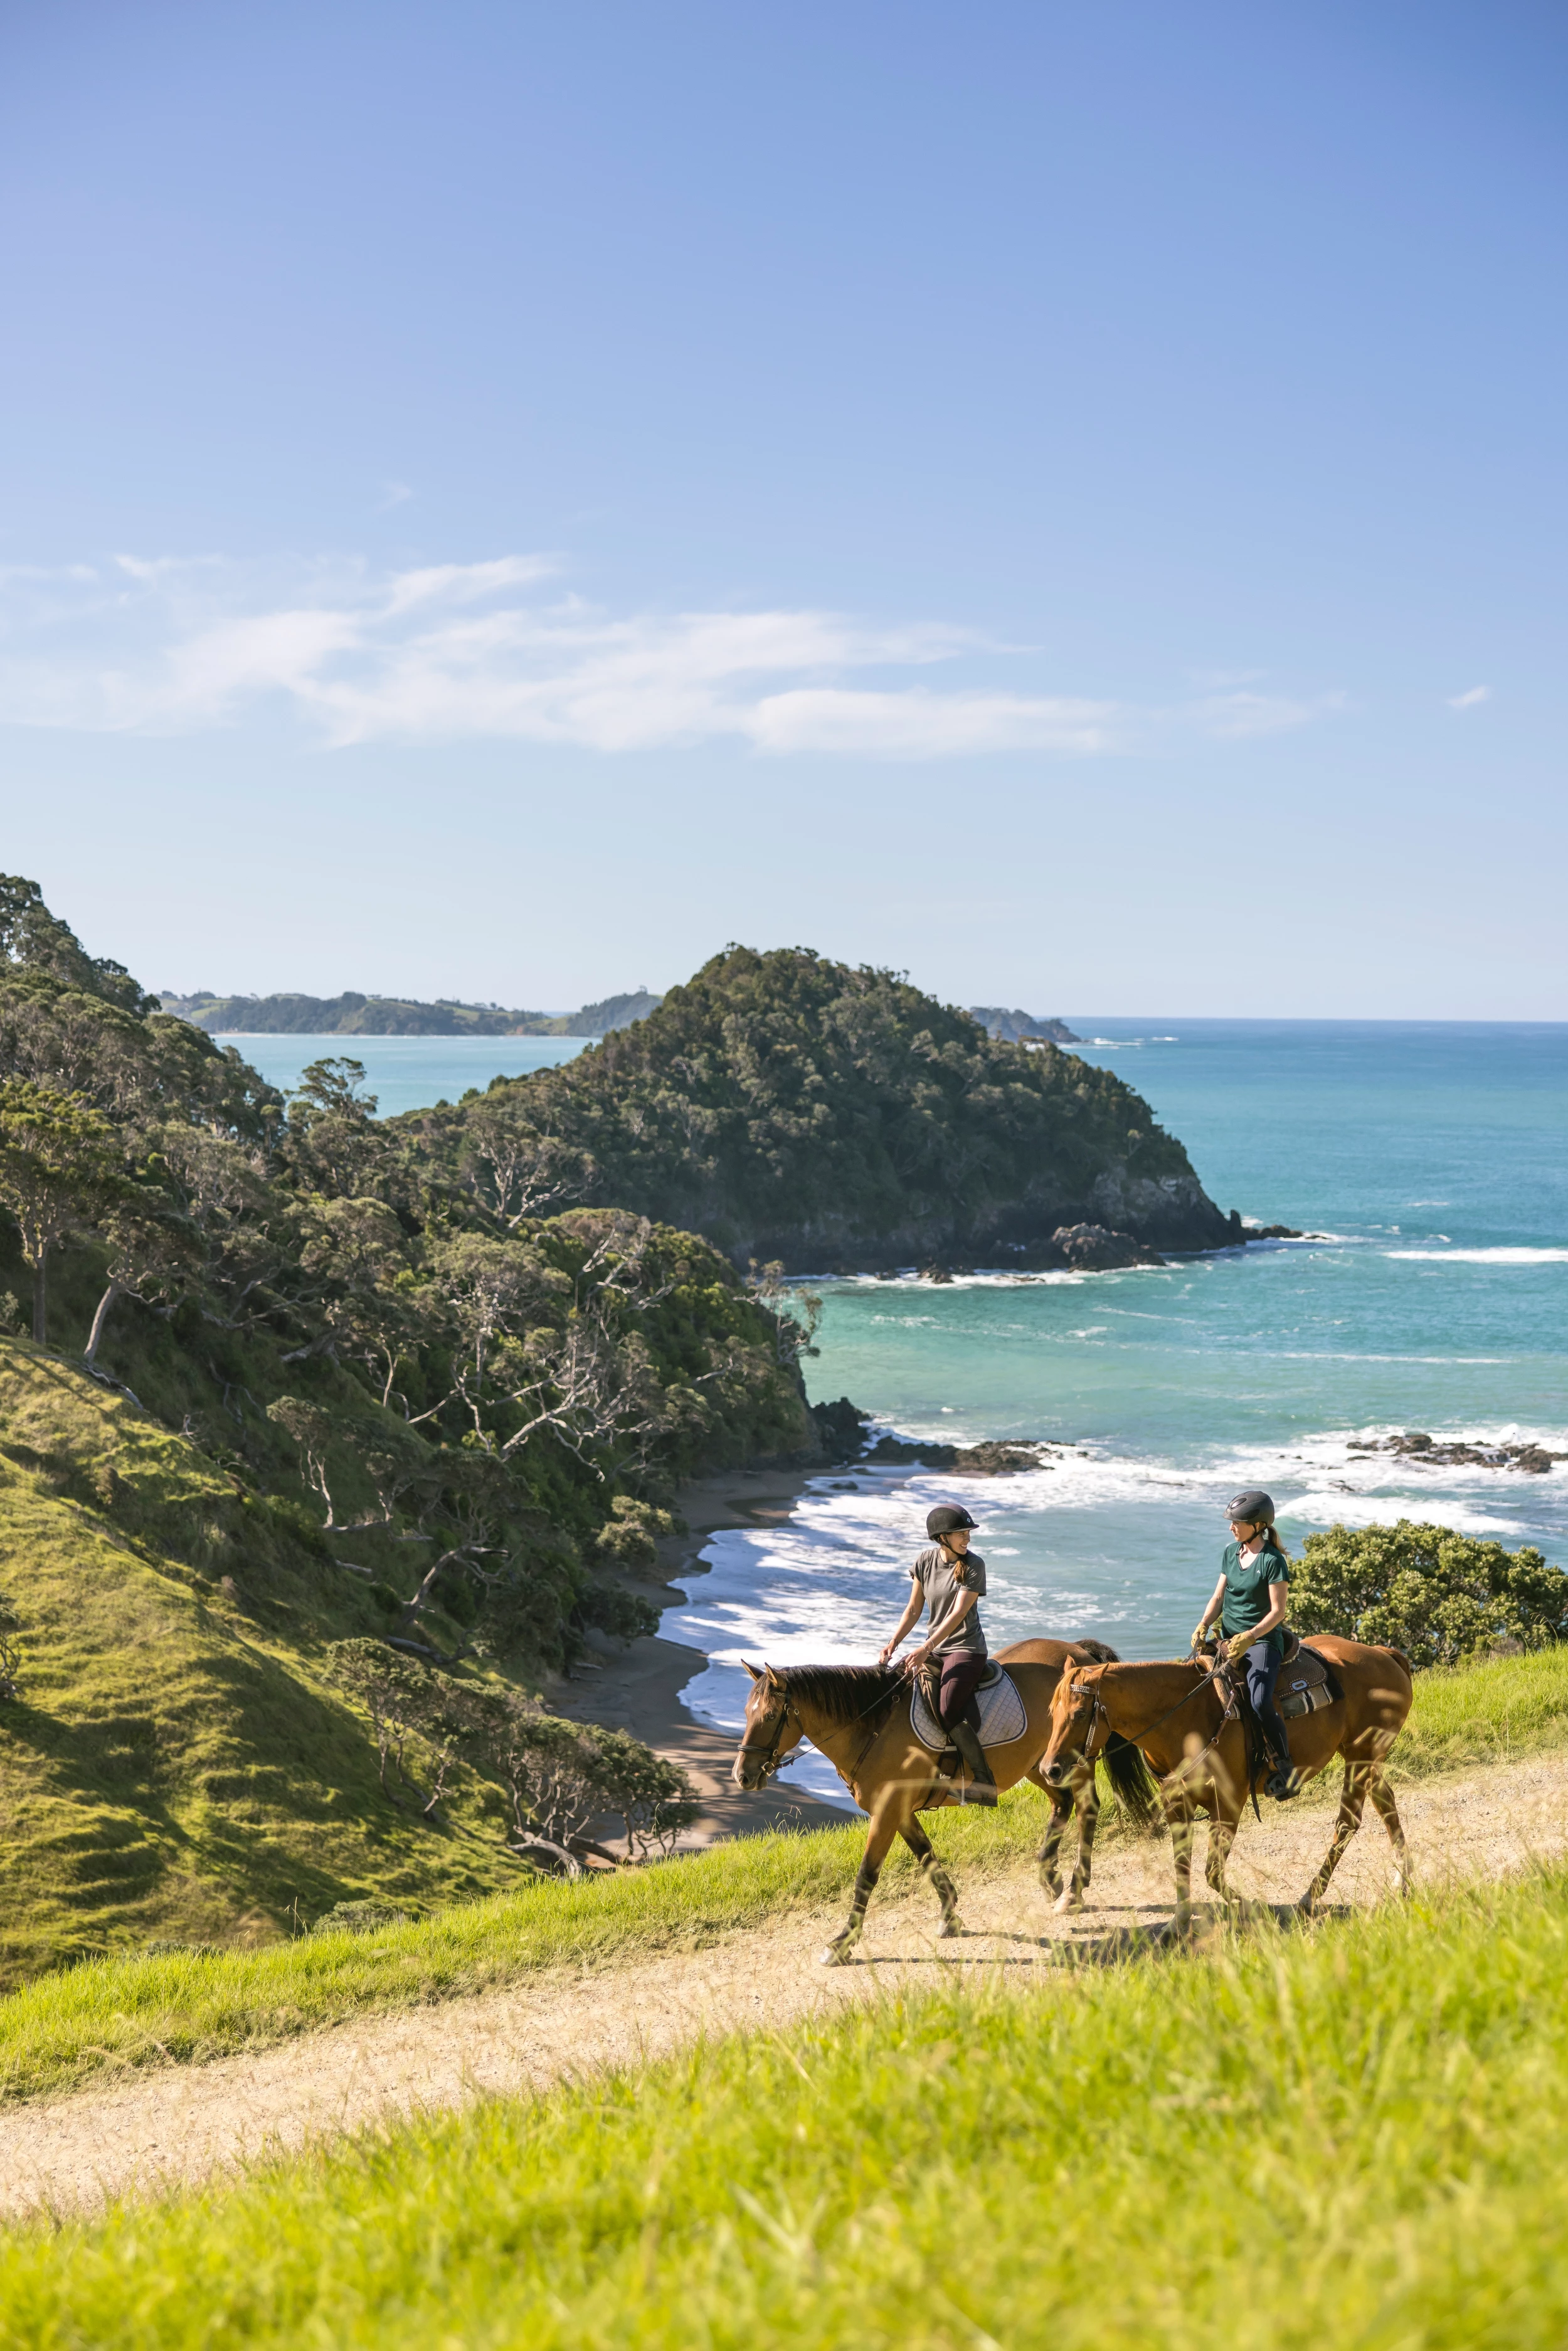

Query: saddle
[[1274, 1630, 1340, 1722], [909, 1662, 1027, 1753]]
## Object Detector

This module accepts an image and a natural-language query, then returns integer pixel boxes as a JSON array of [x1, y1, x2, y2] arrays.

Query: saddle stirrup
[[946, 1717, 998, 1803]]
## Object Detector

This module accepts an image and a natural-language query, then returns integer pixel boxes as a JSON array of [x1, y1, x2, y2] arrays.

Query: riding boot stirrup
[[946, 1718, 998, 1807]]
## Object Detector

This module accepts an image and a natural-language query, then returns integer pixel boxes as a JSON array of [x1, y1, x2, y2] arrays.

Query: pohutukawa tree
[[0, 1079, 123, 1344]]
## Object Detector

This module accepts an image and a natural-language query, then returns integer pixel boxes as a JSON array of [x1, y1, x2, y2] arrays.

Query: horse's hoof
[[819, 1938, 859, 1966], [936, 1916, 963, 1939], [1051, 1887, 1083, 1916]]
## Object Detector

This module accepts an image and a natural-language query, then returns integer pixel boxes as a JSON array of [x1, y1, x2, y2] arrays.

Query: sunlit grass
[[7, 1864, 1568, 2346], [1397, 1643, 1568, 1775]]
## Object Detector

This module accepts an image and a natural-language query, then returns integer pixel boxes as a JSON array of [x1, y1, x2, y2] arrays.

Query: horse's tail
[[1379, 1645, 1415, 1680], [1103, 1731, 1162, 1830], [1073, 1638, 1122, 1665]]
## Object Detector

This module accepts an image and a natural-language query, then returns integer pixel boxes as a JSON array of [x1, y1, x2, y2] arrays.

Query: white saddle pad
[[910, 1664, 1027, 1752]]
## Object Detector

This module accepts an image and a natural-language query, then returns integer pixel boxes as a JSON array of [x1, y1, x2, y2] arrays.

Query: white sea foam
[[1278, 1490, 1537, 1539], [1385, 1248, 1568, 1265]]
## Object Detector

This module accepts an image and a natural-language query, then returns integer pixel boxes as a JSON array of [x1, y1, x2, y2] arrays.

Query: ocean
[[667, 1021, 1568, 1803], [212, 1032, 590, 1114]]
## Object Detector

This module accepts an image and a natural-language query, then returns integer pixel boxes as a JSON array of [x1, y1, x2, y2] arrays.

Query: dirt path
[[6, 1750, 1567, 2221]]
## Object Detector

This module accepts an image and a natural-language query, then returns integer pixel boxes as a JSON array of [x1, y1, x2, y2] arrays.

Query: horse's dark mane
[[776, 1664, 906, 1729]]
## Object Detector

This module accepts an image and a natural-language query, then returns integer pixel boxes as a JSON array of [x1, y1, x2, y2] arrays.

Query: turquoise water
[[214, 1031, 590, 1115], [670, 1021, 1568, 1802]]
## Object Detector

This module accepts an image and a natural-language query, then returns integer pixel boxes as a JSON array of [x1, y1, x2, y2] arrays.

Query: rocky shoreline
[[851, 1214, 1313, 1280], [1349, 1431, 1565, 1475]]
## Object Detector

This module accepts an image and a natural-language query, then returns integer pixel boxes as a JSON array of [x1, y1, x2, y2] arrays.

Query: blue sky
[[1, 1, 1564, 1016]]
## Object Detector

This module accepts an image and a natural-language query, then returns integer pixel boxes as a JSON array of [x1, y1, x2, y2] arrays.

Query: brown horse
[[1039, 1637, 1414, 1924], [733, 1640, 1160, 1963]]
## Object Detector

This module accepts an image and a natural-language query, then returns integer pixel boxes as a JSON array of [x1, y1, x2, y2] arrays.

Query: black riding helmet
[[926, 1504, 978, 1539], [1226, 1489, 1276, 1527]]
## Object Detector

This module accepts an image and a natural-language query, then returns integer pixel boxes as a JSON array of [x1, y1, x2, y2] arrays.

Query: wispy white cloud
[[1183, 688, 1347, 740], [0, 554, 1342, 761], [375, 480, 415, 512], [1448, 684, 1491, 710]]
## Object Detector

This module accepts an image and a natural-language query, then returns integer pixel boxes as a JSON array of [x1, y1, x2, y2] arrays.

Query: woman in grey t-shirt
[[877, 1503, 996, 1802]]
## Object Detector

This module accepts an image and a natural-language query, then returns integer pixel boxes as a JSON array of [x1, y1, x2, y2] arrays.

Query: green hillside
[[0, 877, 815, 1982], [406, 945, 1232, 1269], [0, 1341, 530, 1982]]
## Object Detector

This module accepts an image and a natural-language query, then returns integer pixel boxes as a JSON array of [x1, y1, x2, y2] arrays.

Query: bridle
[[1047, 1676, 1112, 1779], [737, 1685, 801, 1785]]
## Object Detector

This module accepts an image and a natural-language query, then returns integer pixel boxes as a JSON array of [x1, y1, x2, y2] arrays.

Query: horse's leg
[[1205, 1804, 1239, 1902], [1367, 1768, 1411, 1898], [1163, 1783, 1197, 1928], [820, 1807, 901, 1966], [1299, 1761, 1370, 1914], [899, 1818, 962, 1938], [1022, 1761, 1073, 1901], [1054, 1764, 1099, 1915]]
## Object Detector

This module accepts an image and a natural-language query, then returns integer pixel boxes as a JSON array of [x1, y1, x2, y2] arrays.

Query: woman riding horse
[[1192, 1487, 1301, 1801], [878, 1502, 997, 1805]]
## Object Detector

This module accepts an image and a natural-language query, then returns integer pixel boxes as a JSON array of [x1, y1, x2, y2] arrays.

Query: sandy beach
[[549, 1458, 855, 1842]]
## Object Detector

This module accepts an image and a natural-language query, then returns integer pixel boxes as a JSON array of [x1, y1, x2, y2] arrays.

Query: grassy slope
[[7, 1864, 1568, 2345], [3, 1643, 1566, 2106], [0, 1337, 527, 1988]]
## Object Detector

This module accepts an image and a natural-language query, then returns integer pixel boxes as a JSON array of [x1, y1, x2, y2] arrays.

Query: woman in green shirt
[[1192, 1487, 1300, 1800]]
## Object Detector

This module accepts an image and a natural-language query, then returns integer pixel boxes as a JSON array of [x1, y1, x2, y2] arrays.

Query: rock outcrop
[[968, 1007, 1080, 1044], [1348, 1432, 1564, 1475]]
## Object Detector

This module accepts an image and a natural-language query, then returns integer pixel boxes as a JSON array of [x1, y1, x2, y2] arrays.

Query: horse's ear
[[1059, 1661, 1077, 1687], [764, 1665, 784, 1690], [742, 1660, 763, 1682]]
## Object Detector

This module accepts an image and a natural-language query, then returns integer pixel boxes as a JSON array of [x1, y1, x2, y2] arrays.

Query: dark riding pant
[[936, 1650, 989, 1731], [1243, 1639, 1291, 1761]]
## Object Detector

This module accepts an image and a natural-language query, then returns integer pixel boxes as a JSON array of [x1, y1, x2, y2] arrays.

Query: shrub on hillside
[[1291, 1519, 1568, 1669], [592, 1494, 684, 1571]]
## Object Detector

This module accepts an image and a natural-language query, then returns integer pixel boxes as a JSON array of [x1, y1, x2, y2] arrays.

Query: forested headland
[[410, 945, 1231, 1268]]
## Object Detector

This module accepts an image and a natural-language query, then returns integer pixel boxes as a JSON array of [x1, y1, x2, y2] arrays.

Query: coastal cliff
[[408, 947, 1231, 1269]]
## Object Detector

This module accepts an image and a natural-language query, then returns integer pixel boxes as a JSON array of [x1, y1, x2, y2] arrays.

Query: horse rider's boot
[[1264, 1731, 1301, 1803], [947, 1716, 998, 1806]]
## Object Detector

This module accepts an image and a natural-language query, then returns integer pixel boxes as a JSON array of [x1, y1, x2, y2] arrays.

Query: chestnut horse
[[733, 1639, 1160, 1964], [1039, 1638, 1414, 1924]]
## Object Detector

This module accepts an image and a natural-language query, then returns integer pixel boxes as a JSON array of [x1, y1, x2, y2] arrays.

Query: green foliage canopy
[[1291, 1517, 1568, 1669]]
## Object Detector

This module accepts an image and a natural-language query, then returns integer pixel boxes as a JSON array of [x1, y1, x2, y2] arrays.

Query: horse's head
[[1040, 1660, 1110, 1788], [731, 1662, 805, 1789]]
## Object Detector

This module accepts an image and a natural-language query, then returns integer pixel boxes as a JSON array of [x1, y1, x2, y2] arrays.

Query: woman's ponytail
[[939, 1534, 973, 1588]]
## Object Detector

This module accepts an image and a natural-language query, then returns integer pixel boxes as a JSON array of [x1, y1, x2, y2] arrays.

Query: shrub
[[309, 1901, 409, 1937], [573, 1581, 660, 1644], [591, 1495, 684, 1572], [1292, 1518, 1568, 1669], [583, 1726, 700, 1859]]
